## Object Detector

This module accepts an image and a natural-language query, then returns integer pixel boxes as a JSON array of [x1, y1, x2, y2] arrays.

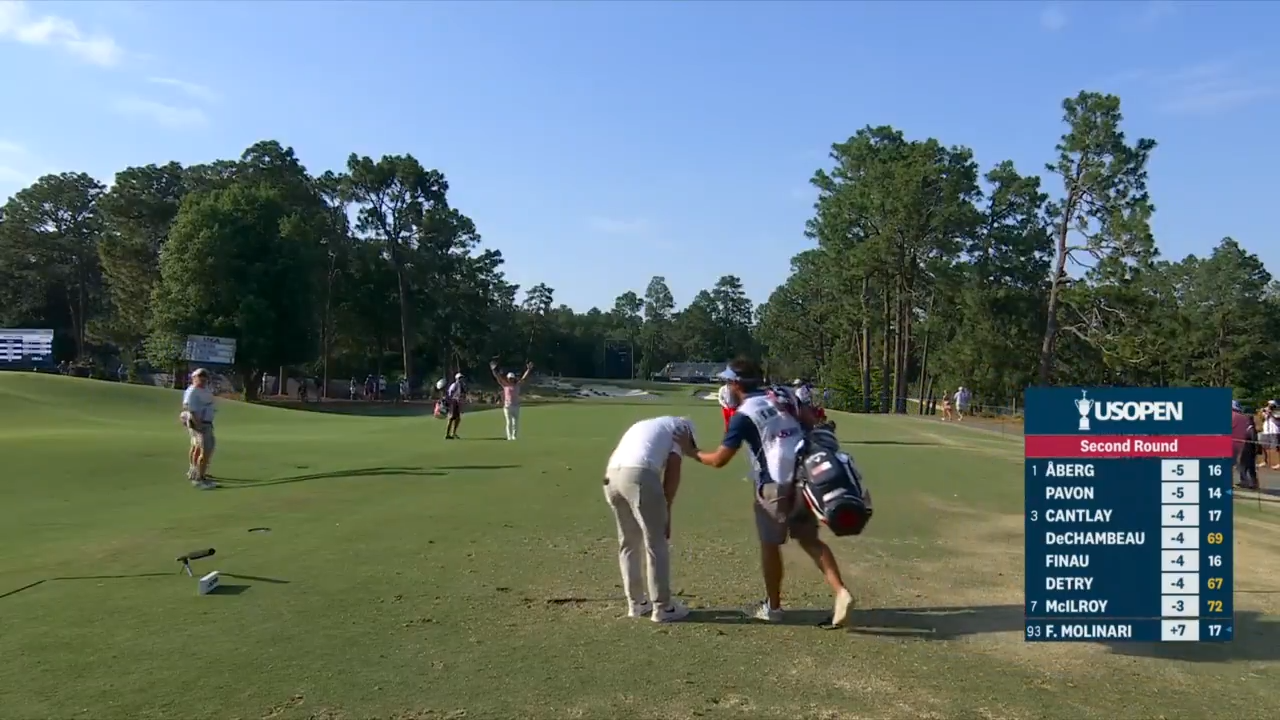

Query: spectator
[[1232, 400, 1259, 489], [955, 386, 972, 421], [1262, 400, 1280, 471]]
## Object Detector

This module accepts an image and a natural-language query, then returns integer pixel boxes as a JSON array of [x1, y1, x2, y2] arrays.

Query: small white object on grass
[[198, 571, 220, 595]]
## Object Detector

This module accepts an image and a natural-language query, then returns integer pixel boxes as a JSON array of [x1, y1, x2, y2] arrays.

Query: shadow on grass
[[1104, 611, 1280, 662], [685, 604, 1023, 638], [208, 583, 249, 596], [222, 573, 289, 584], [1235, 486, 1280, 505], [1, 571, 293, 600], [259, 401, 502, 418], [844, 440, 945, 447], [213, 466, 446, 489], [0, 572, 172, 600]]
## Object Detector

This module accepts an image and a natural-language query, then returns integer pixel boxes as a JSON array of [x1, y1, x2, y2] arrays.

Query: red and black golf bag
[[795, 428, 872, 536]]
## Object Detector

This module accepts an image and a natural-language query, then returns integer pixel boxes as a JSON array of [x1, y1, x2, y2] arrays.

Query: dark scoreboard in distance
[[1024, 388, 1234, 643]]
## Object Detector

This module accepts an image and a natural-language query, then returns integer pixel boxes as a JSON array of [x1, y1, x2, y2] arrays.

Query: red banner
[[1023, 435, 1234, 459]]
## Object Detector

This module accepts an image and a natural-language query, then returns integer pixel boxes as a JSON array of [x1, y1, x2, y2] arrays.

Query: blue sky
[[1, 1, 1276, 312]]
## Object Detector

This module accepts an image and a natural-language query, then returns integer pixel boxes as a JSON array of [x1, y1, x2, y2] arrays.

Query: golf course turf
[[2, 373, 1278, 719]]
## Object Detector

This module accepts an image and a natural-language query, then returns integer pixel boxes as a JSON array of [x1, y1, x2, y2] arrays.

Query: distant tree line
[[757, 91, 1280, 411], [0, 141, 759, 399], [1, 91, 1275, 408]]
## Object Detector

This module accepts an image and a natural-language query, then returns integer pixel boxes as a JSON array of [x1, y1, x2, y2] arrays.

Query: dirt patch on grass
[[886, 494, 1280, 688], [909, 430, 1023, 464], [876, 497, 1122, 677]]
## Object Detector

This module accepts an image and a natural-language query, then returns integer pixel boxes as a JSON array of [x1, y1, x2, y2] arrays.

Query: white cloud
[[586, 216, 650, 235], [112, 97, 209, 129], [1040, 3, 1068, 32], [1139, 0, 1177, 26], [1088, 59, 1274, 116], [1155, 59, 1275, 116], [0, 0, 124, 66], [0, 139, 26, 156], [147, 77, 220, 104], [0, 165, 29, 184]]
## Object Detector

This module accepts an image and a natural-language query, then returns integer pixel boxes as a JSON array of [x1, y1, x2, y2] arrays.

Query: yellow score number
[[1207, 600, 1224, 613], [1206, 532, 1225, 544], [1206, 577, 1224, 590]]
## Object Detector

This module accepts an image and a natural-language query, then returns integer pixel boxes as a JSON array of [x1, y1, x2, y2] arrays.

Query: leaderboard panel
[[0, 328, 54, 367], [1023, 388, 1234, 643]]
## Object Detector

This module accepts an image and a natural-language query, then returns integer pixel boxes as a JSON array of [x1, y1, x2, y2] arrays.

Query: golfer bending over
[[491, 360, 534, 440], [688, 358, 855, 626], [604, 415, 697, 622], [181, 368, 217, 490]]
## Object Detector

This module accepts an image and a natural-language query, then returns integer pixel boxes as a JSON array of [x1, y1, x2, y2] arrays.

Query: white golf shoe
[[651, 600, 690, 623]]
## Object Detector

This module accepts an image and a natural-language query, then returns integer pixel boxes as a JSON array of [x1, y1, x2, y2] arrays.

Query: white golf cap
[[506, 372, 517, 379], [675, 416, 696, 440], [191, 368, 209, 378], [455, 373, 463, 379]]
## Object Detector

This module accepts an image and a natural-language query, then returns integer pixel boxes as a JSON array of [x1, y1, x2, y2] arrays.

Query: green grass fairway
[[2, 374, 1278, 719]]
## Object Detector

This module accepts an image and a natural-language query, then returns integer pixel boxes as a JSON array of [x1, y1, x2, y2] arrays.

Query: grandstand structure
[[653, 361, 724, 383]]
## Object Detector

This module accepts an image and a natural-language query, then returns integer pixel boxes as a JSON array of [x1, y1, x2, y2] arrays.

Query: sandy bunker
[[534, 379, 656, 399]]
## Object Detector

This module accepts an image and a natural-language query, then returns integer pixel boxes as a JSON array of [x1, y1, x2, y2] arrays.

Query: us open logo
[[1073, 390, 1185, 431]]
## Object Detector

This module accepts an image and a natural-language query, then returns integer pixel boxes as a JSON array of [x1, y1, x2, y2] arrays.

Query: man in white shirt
[[180, 368, 218, 490], [690, 358, 855, 626], [954, 386, 971, 421], [604, 415, 697, 622], [792, 379, 814, 406], [444, 373, 465, 439], [1262, 400, 1280, 470]]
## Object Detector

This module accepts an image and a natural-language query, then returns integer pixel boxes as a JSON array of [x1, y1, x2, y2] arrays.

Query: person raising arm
[[681, 357, 854, 626], [491, 360, 534, 440]]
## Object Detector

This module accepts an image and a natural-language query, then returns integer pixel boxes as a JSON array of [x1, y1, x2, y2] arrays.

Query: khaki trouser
[[189, 425, 215, 454], [603, 466, 671, 606], [503, 405, 520, 439]]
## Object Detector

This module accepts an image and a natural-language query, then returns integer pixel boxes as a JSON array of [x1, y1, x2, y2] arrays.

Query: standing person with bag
[[603, 416, 696, 623], [686, 357, 855, 626], [443, 373, 466, 439], [180, 368, 218, 490], [491, 360, 534, 440]]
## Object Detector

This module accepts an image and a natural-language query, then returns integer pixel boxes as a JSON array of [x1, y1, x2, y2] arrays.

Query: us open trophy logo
[[1074, 390, 1093, 431]]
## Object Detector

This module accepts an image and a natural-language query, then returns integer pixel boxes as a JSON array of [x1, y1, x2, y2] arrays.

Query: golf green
[[1, 374, 1277, 719]]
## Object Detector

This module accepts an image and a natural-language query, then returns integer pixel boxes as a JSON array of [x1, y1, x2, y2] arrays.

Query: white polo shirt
[[607, 416, 691, 472], [182, 385, 216, 424]]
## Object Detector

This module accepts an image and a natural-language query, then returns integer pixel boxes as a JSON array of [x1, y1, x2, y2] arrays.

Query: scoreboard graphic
[[1024, 387, 1234, 643], [181, 335, 236, 366], [0, 328, 55, 367]]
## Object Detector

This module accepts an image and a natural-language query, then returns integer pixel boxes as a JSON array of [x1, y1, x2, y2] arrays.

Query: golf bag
[[794, 428, 872, 536]]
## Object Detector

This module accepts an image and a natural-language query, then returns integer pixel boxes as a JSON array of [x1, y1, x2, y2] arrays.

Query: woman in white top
[[1262, 401, 1280, 470]]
